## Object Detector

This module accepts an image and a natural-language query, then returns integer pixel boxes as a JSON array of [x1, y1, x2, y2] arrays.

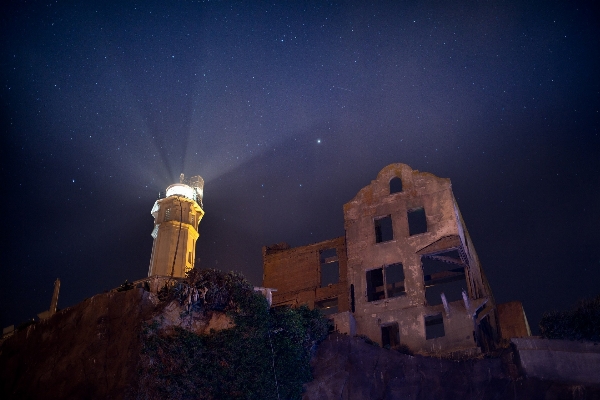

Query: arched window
[[389, 177, 403, 194]]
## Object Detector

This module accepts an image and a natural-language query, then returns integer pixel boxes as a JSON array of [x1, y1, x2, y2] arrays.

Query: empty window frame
[[422, 250, 467, 306], [425, 313, 445, 339], [366, 268, 385, 301], [389, 177, 403, 194], [385, 262, 406, 298], [381, 323, 400, 348], [366, 263, 406, 302], [315, 297, 338, 315], [320, 248, 339, 287], [374, 215, 394, 243], [408, 208, 427, 236]]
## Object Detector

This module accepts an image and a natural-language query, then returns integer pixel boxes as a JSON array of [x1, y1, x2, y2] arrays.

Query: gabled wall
[[344, 163, 497, 355]]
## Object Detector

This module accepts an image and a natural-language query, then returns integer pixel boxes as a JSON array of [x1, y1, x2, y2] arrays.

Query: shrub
[[138, 269, 329, 399], [116, 280, 134, 292], [539, 295, 600, 342], [357, 334, 379, 347], [395, 344, 413, 356]]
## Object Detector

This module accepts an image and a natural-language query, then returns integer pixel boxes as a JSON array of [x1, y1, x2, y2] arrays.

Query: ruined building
[[148, 174, 205, 278], [263, 163, 528, 356]]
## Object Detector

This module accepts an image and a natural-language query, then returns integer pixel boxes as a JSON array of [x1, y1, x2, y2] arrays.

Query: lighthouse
[[148, 174, 205, 278]]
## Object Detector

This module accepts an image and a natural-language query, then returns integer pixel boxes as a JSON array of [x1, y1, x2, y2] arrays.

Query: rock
[[303, 333, 600, 400], [0, 289, 155, 399], [2, 291, 598, 400], [151, 299, 234, 335], [0, 288, 234, 400]]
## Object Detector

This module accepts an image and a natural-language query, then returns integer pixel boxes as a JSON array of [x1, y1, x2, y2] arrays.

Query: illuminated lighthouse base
[[148, 175, 205, 278]]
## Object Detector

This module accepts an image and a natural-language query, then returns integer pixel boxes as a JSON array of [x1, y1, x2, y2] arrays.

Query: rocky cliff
[[304, 333, 600, 400], [1, 289, 153, 399], [1, 287, 599, 400]]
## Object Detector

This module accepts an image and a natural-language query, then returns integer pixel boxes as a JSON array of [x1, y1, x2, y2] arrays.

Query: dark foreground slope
[[1, 286, 599, 400], [0, 289, 155, 399], [304, 333, 600, 400], [0, 270, 327, 400]]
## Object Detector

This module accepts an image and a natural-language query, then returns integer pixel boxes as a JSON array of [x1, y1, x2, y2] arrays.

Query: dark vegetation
[[116, 280, 135, 292], [138, 269, 330, 400], [539, 294, 600, 342]]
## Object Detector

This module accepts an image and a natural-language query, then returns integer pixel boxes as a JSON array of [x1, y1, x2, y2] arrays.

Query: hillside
[[0, 270, 328, 399], [305, 333, 600, 400], [1, 275, 599, 400]]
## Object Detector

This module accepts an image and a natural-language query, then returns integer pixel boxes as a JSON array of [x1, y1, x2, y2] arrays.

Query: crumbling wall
[[262, 236, 349, 313], [260, 163, 501, 356], [343, 163, 496, 355]]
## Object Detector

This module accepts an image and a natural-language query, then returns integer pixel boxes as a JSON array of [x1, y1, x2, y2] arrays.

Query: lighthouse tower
[[148, 174, 205, 278]]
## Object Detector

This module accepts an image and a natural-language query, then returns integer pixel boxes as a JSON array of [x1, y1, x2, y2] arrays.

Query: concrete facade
[[344, 163, 497, 355], [263, 163, 500, 356], [148, 176, 205, 278]]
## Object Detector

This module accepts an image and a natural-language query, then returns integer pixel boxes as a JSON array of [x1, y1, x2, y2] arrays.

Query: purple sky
[[1, 1, 599, 333]]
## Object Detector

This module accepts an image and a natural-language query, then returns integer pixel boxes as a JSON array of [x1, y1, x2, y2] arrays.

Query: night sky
[[1, 1, 599, 334]]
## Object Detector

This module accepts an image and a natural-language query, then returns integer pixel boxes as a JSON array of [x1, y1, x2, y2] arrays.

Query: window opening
[[408, 208, 427, 235], [425, 313, 445, 339], [389, 177, 403, 194], [165, 208, 172, 221], [367, 263, 406, 302], [422, 250, 466, 306], [385, 262, 405, 298], [320, 248, 339, 287], [366, 268, 385, 301], [381, 323, 400, 348], [315, 297, 338, 315], [374, 215, 393, 243], [350, 284, 355, 313]]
